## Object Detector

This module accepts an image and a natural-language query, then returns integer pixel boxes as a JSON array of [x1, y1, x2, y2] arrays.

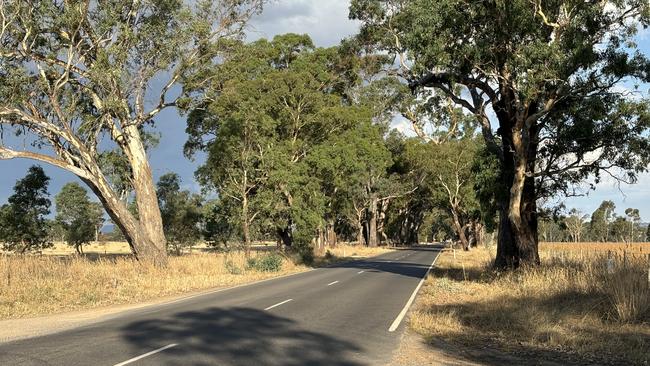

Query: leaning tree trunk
[[450, 206, 470, 250]]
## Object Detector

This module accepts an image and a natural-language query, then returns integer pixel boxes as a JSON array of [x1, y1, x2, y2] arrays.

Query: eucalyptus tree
[[55, 182, 104, 254], [589, 200, 617, 242], [0, 166, 52, 253], [186, 34, 374, 252], [351, 0, 650, 267], [0, 0, 263, 265]]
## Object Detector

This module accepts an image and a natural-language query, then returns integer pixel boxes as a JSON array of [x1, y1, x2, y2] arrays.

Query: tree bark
[[493, 103, 540, 268], [368, 194, 379, 247], [450, 206, 470, 250]]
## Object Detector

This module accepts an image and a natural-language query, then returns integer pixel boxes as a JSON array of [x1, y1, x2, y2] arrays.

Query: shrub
[[225, 260, 242, 275], [247, 253, 283, 272]]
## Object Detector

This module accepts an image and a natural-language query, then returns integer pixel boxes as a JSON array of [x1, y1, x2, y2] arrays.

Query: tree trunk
[[450, 206, 470, 250], [277, 225, 292, 247], [493, 106, 540, 269], [123, 125, 167, 264], [80, 172, 167, 266], [326, 222, 337, 247], [242, 192, 251, 258], [368, 194, 379, 247]]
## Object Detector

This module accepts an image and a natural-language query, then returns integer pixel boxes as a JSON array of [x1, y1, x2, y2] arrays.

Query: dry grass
[[0, 243, 391, 320], [410, 244, 650, 365], [0, 251, 305, 319], [541, 241, 650, 255]]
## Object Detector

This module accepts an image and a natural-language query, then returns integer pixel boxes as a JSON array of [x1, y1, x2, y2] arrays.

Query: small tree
[[0, 166, 52, 253], [564, 209, 587, 243], [55, 182, 104, 254], [646, 223, 650, 242], [156, 173, 203, 255]]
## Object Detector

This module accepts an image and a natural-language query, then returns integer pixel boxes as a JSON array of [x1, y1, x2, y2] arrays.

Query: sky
[[0, 0, 649, 222]]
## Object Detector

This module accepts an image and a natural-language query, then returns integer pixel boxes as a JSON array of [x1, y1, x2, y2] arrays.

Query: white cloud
[[248, 0, 360, 47]]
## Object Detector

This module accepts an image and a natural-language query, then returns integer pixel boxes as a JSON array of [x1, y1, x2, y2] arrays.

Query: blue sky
[[0, 0, 649, 221]]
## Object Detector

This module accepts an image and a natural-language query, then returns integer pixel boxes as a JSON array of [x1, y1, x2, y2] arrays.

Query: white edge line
[[388, 249, 442, 332], [264, 298, 293, 311], [113, 343, 178, 366], [327, 280, 339, 286]]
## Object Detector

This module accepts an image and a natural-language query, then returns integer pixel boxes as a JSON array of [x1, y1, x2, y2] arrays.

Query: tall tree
[[624, 208, 642, 242], [0, 0, 263, 265], [156, 173, 203, 255], [0, 165, 51, 253], [589, 200, 616, 242], [185, 34, 373, 254], [351, 0, 650, 267], [55, 182, 104, 254], [563, 209, 587, 243]]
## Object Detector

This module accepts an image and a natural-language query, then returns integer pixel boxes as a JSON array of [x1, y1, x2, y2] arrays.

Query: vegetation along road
[[0, 246, 441, 366]]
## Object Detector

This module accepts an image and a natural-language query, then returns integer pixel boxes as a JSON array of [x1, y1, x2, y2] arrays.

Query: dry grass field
[[0, 243, 390, 320], [409, 242, 650, 365]]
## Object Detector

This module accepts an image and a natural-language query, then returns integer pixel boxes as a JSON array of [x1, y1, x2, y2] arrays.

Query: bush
[[247, 253, 283, 272], [225, 260, 242, 275]]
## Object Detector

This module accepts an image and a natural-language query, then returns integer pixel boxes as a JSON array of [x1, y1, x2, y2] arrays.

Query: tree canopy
[[350, 0, 650, 267], [0, 165, 52, 253]]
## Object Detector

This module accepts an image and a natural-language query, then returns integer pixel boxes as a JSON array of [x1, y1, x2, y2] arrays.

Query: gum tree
[[351, 0, 650, 267], [0, 0, 263, 265]]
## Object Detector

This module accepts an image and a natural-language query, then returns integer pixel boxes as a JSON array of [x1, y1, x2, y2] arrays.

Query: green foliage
[[55, 182, 104, 254], [351, 0, 650, 263], [246, 253, 283, 272], [589, 201, 617, 242], [0, 166, 52, 253], [185, 34, 379, 247], [156, 173, 203, 255]]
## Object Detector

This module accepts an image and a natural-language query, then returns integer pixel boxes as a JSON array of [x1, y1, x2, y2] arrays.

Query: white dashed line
[[357, 270, 365, 274], [327, 281, 339, 286], [264, 299, 293, 311], [113, 344, 178, 366]]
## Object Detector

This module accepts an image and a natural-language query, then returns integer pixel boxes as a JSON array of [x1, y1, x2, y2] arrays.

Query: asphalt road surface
[[0, 245, 442, 366]]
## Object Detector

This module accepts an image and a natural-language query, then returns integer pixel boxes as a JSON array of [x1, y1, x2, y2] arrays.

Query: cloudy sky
[[0, 0, 649, 222]]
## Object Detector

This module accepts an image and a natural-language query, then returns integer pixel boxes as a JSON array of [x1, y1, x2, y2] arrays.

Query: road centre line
[[113, 344, 178, 366], [264, 299, 293, 311], [357, 270, 365, 274], [388, 250, 441, 332], [327, 281, 339, 286]]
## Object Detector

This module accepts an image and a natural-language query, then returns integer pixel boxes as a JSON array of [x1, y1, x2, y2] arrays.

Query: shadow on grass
[[120, 306, 364, 366], [418, 263, 649, 366]]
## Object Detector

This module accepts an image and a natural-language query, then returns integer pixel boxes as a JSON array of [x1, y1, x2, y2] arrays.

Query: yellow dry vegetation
[[0, 243, 391, 320], [410, 244, 650, 365]]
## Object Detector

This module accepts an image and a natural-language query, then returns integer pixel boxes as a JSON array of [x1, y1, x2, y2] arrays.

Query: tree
[[0, 0, 263, 265], [55, 182, 104, 254], [405, 138, 484, 250], [589, 201, 616, 242], [563, 209, 587, 243], [351, 0, 650, 267], [624, 208, 642, 242], [646, 223, 650, 242], [0, 166, 51, 253], [185, 34, 375, 255], [156, 173, 203, 256]]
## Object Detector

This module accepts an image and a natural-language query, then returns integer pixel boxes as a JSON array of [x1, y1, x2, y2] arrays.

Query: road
[[0, 245, 442, 366]]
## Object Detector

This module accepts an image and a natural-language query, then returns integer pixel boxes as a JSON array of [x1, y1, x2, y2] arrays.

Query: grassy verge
[[409, 244, 650, 365], [0, 243, 390, 320]]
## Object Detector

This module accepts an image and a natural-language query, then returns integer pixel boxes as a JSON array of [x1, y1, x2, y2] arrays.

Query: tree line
[[1, 1, 649, 267], [540, 201, 650, 243]]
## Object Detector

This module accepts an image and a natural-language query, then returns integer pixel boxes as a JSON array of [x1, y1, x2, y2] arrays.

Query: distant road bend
[[0, 245, 442, 366]]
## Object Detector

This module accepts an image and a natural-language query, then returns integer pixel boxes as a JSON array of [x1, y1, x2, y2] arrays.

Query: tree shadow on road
[[120, 307, 365, 366]]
